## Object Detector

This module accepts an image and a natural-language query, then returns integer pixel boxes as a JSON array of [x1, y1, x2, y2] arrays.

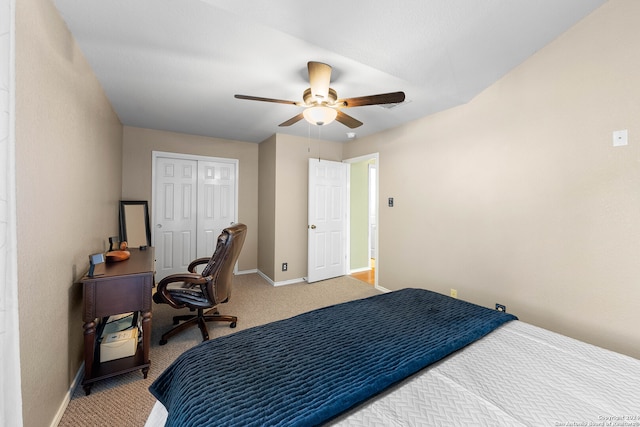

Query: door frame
[[368, 162, 377, 263], [151, 150, 239, 269], [344, 153, 379, 288], [1, 0, 23, 423]]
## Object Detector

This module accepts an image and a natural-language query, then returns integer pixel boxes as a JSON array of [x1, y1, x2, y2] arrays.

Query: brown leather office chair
[[153, 223, 247, 345]]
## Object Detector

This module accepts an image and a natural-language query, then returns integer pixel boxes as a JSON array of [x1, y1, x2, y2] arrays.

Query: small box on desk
[[100, 328, 139, 363]]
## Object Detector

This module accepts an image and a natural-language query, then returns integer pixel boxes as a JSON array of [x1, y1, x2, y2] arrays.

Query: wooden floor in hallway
[[350, 259, 375, 285]]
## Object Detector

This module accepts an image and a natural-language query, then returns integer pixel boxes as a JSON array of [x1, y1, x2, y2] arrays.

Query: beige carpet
[[58, 273, 381, 426]]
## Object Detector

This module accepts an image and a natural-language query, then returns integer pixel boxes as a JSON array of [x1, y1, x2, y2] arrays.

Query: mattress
[[145, 320, 640, 426], [148, 288, 516, 426]]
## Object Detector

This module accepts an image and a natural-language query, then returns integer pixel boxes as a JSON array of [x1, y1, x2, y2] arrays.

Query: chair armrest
[[155, 273, 211, 309], [188, 257, 212, 273]]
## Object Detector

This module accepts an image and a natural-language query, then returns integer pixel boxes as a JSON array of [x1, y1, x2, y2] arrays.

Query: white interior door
[[197, 160, 237, 257], [307, 159, 348, 283], [154, 157, 198, 281], [153, 153, 237, 281]]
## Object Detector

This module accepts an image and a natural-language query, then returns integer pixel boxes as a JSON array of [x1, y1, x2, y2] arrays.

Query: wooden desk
[[80, 247, 155, 395]]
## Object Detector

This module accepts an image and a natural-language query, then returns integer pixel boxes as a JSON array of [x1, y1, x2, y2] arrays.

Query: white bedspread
[[146, 321, 640, 426]]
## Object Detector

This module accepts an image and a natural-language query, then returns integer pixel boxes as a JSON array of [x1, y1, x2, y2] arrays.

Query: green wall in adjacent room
[[350, 159, 373, 271]]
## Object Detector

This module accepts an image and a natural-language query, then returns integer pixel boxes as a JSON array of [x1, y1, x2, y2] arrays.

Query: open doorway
[[345, 154, 378, 286]]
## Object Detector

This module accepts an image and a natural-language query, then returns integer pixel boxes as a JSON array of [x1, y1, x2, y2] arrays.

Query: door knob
[[156, 224, 162, 228], [310, 225, 316, 229]]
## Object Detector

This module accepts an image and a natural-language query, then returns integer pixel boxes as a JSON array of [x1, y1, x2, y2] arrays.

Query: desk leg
[[141, 310, 152, 378], [82, 319, 96, 395]]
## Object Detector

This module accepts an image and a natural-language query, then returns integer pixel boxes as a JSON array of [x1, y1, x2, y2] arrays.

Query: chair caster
[[159, 339, 168, 345], [230, 322, 237, 328]]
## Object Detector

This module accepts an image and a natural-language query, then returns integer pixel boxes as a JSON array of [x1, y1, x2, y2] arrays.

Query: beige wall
[[258, 133, 343, 283], [349, 159, 372, 271], [344, 0, 640, 359], [15, 0, 123, 425], [122, 126, 259, 271], [258, 135, 277, 278], [274, 134, 343, 282]]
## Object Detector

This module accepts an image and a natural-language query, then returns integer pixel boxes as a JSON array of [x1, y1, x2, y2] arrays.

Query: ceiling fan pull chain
[[318, 126, 321, 162]]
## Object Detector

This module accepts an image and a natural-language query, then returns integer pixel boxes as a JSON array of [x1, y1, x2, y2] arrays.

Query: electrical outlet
[[450, 289, 458, 299], [495, 303, 506, 313], [282, 262, 288, 271]]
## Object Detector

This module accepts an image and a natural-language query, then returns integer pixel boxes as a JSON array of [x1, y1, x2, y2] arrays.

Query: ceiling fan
[[234, 61, 405, 129]]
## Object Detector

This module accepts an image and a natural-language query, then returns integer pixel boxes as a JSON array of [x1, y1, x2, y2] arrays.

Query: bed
[[145, 288, 640, 426]]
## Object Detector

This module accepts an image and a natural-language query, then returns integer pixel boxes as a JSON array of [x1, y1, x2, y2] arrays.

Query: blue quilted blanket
[[150, 288, 517, 426]]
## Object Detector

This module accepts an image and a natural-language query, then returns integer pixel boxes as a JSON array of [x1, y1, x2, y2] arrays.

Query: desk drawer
[[83, 273, 153, 320]]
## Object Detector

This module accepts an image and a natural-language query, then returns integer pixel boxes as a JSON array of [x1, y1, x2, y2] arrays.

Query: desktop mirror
[[119, 200, 151, 248]]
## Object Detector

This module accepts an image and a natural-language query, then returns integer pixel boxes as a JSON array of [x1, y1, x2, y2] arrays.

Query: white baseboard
[[237, 268, 257, 275], [52, 362, 84, 427], [256, 270, 305, 287], [274, 277, 306, 286]]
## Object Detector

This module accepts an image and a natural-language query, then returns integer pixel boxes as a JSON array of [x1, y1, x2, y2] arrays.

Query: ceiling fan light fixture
[[303, 106, 337, 126], [303, 87, 338, 106], [236, 61, 404, 129], [308, 61, 332, 102]]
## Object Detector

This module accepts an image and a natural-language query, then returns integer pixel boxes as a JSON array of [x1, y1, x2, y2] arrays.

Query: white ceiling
[[52, 0, 605, 143]]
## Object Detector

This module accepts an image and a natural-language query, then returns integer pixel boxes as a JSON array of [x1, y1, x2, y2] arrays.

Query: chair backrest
[[200, 223, 247, 304]]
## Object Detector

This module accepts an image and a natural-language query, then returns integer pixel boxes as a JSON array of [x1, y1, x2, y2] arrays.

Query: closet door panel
[[197, 161, 236, 257], [154, 158, 198, 281], [153, 153, 238, 280]]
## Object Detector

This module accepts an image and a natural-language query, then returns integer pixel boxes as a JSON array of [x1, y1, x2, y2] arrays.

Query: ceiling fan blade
[[308, 61, 332, 102], [279, 113, 305, 127], [335, 110, 363, 129], [235, 94, 298, 105], [338, 91, 405, 108]]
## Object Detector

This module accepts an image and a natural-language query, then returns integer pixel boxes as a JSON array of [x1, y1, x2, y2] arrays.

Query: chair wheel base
[[230, 322, 237, 328], [159, 339, 168, 346]]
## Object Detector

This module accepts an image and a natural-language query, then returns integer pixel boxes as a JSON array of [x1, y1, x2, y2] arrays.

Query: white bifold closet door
[[154, 155, 237, 282]]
